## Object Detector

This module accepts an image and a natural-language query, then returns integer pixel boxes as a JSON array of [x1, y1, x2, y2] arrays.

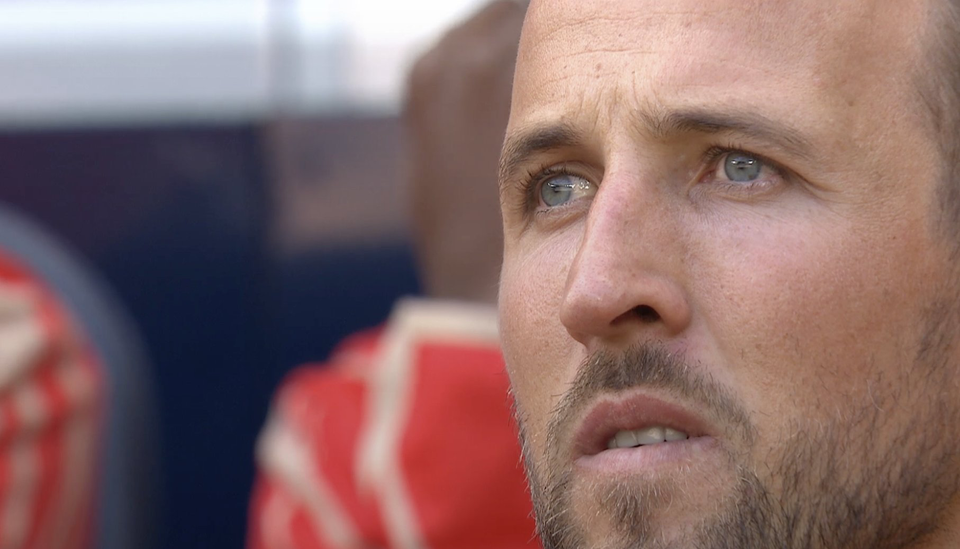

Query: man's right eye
[[539, 173, 596, 208]]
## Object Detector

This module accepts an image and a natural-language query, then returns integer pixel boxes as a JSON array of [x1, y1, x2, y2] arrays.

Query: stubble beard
[[515, 334, 960, 549]]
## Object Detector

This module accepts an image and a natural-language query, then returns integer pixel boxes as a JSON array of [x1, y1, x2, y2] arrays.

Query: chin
[[533, 458, 742, 549]]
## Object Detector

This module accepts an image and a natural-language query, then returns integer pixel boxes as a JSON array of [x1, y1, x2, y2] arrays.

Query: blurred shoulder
[[271, 326, 386, 420]]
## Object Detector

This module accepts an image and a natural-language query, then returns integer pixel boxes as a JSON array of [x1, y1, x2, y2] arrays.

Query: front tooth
[[635, 426, 666, 445], [607, 437, 617, 449], [615, 430, 640, 448], [664, 427, 688, 442]]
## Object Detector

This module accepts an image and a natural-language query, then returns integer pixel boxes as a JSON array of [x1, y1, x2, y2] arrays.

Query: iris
[[541, 174, 593, 207], [724, 153, 762, 182]]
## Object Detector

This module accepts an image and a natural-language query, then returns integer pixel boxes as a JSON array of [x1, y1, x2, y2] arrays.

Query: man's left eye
[[539, 173, 595, 208], [713, 152, 774, 184]]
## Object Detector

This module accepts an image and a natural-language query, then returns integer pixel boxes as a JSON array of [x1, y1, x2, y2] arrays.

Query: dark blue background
[[0, 124, 420, 548]]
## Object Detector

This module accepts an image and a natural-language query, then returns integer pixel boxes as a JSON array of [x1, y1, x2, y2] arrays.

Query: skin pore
[[498, 1, 960, 548]]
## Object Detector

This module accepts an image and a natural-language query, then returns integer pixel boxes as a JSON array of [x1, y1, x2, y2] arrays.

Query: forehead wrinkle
[[521, 1, 772, 71], [526, 0, 761, 38]]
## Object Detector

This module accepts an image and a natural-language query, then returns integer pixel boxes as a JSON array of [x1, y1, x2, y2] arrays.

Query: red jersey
[[0, 249, 104, 549], [248, 299, 540, 549]]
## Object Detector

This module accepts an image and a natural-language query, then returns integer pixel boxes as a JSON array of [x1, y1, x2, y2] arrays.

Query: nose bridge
[[560, 167, 691, 344], [565, 169, 660, 299]]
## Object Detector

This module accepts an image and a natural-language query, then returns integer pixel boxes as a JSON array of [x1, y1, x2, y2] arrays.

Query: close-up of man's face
[[498, 1, 960, 548]]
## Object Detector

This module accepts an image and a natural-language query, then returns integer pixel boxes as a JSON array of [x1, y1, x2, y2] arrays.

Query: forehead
[[511, 0, 931, 138]]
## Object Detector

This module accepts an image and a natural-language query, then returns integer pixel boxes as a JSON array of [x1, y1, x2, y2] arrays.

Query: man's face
[[498, 1, 960, 548]]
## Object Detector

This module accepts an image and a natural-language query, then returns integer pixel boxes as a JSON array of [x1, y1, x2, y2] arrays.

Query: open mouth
[[573, 392, 714, 460]]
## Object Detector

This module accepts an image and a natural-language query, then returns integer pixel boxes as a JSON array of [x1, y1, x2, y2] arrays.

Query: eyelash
[[516, 144, 789, 216]]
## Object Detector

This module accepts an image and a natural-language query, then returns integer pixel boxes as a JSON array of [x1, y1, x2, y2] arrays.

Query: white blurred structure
[[0, 0, 487, 128]]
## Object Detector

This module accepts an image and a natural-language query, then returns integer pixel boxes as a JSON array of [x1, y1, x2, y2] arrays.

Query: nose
[[559, 172, 692, 347]]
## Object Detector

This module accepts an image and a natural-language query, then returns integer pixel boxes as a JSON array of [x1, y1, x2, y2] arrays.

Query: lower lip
[[575, 436, 719, 474]]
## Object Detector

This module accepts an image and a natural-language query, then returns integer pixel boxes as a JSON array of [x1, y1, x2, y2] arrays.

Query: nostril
[[634, 305, 660, 323]]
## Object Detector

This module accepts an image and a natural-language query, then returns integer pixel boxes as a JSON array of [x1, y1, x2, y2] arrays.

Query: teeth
[[615, 430, 639, 448], [635, 426, 665, 445], [664, 427, 688, 442], [606, 426, 689, 449]]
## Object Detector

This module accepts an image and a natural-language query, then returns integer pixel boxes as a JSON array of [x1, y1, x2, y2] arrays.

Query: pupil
[[724, 154, 761, 182]]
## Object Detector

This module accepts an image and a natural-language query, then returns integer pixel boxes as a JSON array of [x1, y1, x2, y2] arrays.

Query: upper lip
[[572, 391, 715, 458]]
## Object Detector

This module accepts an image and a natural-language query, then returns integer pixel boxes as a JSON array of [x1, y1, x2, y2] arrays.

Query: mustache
[[545, 344, 756, 453]]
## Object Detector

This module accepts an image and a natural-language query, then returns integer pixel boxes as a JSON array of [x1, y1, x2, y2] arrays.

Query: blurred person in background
[[246, 2, 534, 548], [0, 244, 103, 548]]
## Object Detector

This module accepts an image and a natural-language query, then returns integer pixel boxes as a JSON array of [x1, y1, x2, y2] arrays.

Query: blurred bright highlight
[[0, 0, 487, 128]]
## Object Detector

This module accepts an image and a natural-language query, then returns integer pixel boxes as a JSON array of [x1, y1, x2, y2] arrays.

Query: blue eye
[[723, 153, 763, 182], [539, 174, 595, 207]]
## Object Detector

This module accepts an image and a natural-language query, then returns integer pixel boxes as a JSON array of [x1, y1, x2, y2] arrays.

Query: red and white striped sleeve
[[0, 251, 104, 549], [248, 300, 540, 549], [354, 299, 539, 549], [248, 330, 386, 549]]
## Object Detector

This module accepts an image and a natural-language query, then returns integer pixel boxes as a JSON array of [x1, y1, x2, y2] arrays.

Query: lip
[[572, 391, 717, 461]]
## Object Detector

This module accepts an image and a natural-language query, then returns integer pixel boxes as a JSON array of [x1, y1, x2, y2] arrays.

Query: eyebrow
[[646, 107, 816, 160], [498, 122, 584, 194], [498, 107, 816, 192]]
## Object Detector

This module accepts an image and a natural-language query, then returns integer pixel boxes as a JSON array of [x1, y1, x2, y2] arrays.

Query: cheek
[[499, 235, 580, 440], [692, 211, 940, 431]]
